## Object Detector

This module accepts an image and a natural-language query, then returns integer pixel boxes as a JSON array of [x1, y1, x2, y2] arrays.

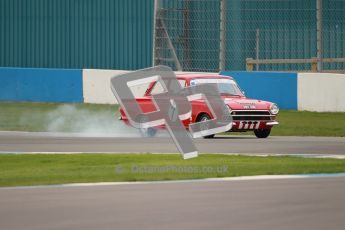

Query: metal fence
[[153, 0, 345, 72], [0, 0, 154, 70]]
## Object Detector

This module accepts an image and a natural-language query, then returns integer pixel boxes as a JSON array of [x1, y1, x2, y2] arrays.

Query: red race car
[[119, 73, 279, 138]]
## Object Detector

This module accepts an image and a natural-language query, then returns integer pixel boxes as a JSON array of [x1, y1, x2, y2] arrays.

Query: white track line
[[1, 151, 345, 159], [2, 173, 345, 190]]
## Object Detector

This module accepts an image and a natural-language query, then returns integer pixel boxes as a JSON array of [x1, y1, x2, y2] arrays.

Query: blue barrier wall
[[0, 68, 83, 103], [221, 71, 297, 110]]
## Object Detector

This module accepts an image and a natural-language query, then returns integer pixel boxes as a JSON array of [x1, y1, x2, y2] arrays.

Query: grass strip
[[0, 102, 118, 132], [0, 102, 344, 136], [1, 153, 345, 187]]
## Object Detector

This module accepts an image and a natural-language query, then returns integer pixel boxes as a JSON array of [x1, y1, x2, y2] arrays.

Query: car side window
[[150, 80, 186, 95]]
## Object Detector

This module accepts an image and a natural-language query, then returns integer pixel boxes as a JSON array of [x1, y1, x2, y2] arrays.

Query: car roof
[[175, 73, 233, 80]]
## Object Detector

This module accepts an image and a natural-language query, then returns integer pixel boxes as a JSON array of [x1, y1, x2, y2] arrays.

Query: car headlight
[[227, 105, 232, 113], [270, 103, 279, 115]]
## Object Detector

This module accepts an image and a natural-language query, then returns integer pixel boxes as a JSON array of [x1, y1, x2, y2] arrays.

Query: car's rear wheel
[[197, 114, 215, 139], [139, 127, 157, 137], [254, 129, 271, 138], [136, 115, 158, 138]]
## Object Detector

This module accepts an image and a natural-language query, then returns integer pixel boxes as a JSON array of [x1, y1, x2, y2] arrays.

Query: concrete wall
[[1, 68, 344, 112], [221, 71, 345, 112], [83, 69, 148, 104], [0, 67, 83, 103], [82, 70, 218, 104], [221, 71, 298, 110], [83, 69, 128, 104], [298, 73, 345, 112]]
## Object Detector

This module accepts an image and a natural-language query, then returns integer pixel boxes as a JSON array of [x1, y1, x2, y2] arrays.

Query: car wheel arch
[[195, 112, 212, 122]]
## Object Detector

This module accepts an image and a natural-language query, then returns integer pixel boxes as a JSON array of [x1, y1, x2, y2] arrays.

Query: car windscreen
[[190, 78, 243, 96]]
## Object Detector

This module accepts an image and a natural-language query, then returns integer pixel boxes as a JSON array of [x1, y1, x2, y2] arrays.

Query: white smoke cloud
[[19, 104, 170, 137], [44, 104, 140, 136]]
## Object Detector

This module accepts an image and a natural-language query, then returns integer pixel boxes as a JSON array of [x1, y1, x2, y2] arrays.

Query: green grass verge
[[0, 102, 119, 132], [0, 102, 344, 136], [228, 110, 345, 137], [1, 154, 345, 187], [271, 110, 345, 137]]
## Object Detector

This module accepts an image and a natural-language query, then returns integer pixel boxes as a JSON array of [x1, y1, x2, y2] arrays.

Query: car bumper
[[230, 120, 279, 130], [120, 117, 279, 131]]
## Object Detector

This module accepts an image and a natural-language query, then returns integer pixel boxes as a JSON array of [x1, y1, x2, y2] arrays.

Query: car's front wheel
[[197, 114, 215, 139], [254, 129, 271, 138]]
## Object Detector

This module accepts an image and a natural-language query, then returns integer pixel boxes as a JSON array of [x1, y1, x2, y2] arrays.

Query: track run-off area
[[1, 131, 345, 230], [1, 176, 345, 230], [0, 131, 344, 157]]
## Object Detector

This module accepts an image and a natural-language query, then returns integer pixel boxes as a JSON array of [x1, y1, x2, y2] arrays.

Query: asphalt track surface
[[1, 176, 345, 230], [0, 131, 344, 155], [1, 131, 345, 229], [0, 132, 345, 230]]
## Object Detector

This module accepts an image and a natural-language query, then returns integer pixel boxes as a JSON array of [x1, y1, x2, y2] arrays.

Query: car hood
[[223, 97, 272, 110]]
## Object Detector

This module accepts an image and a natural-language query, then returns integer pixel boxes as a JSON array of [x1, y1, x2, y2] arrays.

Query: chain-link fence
[[153, 0, 345, 72]]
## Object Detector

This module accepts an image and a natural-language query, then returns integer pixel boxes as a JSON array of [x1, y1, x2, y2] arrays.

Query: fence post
[[316, 0, 323, 72], [152, 0, 159, 67], [255, 29, 260, 71], [311, 57, 318, 72], [219, 0, 226, 71], [246, 58, 254, 71]]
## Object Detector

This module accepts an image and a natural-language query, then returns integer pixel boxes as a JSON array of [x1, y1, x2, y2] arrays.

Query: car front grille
[[231, 110, 273, 121]]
